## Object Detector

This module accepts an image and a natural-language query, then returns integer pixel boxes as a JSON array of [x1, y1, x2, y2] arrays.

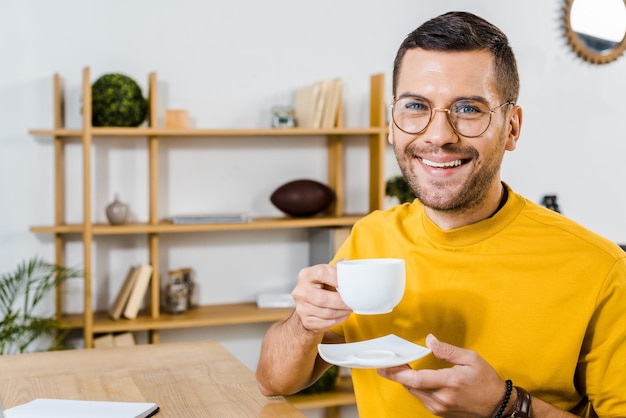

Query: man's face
[[389, 48, 519, 216]]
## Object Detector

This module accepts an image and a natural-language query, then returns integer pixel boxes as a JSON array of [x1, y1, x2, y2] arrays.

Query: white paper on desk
[[4, 398, 159, 418]]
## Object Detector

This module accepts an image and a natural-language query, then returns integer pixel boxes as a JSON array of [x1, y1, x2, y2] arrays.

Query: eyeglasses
[[391, 97, 514, 138]]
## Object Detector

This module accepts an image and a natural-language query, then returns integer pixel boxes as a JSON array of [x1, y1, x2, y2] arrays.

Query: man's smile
[[420, 157, 466, 168]]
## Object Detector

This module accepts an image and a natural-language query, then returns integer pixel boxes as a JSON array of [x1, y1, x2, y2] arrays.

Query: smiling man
[[390, 46, 519, 230], [257, 11, 626, 418]]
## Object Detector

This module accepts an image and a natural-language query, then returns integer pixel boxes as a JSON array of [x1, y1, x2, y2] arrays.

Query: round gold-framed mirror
[[563, 0, 626, 64]]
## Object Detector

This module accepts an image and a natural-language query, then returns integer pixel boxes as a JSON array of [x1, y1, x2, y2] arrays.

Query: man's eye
[[404, 100, 429, 112], [452, 101, 485, 115]]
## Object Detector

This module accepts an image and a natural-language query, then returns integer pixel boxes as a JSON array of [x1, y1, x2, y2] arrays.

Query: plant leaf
[[0, 257, 82, 354]]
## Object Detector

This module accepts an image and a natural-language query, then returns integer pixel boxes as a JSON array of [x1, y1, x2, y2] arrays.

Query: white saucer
[[318, 334, 431, 369]]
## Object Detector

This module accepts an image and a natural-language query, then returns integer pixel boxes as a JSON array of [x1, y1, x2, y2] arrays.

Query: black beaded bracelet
[[494, 379, 513, 418]]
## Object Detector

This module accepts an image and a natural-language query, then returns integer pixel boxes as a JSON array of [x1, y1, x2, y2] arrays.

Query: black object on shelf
[[541, 195, 561, 213]]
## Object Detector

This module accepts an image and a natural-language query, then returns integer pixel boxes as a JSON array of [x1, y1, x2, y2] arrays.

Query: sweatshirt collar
[[409, 183, 525, 247]]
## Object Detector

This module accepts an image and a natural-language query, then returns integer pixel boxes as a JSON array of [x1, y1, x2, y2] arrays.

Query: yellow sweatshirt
[[331, 184, 626, 417]]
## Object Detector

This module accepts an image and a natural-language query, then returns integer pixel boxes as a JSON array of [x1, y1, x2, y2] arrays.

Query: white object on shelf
[[256, 293, 295, 308], [165, 213, 251, 224]]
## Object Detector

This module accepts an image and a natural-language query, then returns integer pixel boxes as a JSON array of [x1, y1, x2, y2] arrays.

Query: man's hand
[[378, 334, 507, 418], [291, 264, 352, 333], [257, 263, 350, 396]]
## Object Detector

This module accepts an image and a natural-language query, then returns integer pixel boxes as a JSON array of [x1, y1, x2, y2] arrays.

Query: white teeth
[[422, 158, 463, 168]]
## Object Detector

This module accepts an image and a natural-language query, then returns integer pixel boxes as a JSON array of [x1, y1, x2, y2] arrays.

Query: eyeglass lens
[[392, 97, 506, 138]]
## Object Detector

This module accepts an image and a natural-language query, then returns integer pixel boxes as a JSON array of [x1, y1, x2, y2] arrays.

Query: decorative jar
[[105, 194, 129, 225]]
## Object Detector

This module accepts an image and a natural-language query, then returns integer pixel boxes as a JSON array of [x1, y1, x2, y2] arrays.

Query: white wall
[[1, 0, 625, 415]]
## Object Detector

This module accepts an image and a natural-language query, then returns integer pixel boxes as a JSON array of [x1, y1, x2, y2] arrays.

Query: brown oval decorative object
[[270, 179, 335, 217]]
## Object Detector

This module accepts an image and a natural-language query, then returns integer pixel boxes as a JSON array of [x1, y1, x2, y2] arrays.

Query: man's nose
[[423, 109, 458, 146]]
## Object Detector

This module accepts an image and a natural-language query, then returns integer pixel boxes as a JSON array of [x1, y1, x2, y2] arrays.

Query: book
[[4, 398, 159, 418], [320, 78, 342, 128], [165, 213, 251, 224], [93, 333, 115, 348], [311, 79, 331, 128], [93, 332, 136, 349], [122, 264, 153, 320], [294, 82, 321, 128], [114, 332, 136, 347], [108, 266, 140, 320]]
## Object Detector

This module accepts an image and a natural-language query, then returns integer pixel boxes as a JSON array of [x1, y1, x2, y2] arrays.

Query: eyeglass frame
[[390, 96, 515, 138]]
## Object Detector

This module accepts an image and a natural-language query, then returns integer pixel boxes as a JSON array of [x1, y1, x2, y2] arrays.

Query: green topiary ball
[[91, 73, 147, 127]]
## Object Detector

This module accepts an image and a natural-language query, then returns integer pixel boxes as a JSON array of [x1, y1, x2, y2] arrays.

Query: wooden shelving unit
[[30, 67, 387, 415]]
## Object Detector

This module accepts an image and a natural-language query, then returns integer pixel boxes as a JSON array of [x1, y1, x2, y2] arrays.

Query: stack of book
[[93, 332, 136, 348], [294, 78, 343, 129], [108, 264, 154, 320]]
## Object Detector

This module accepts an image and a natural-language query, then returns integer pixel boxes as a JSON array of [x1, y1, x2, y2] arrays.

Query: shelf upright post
[[147, 72, 161, 344], [326, 82, 344, 217], [53, 73, 66, 318], [327, 135, 343, 217], [81, 67, 94, 348], [368, 73, 387, 212]]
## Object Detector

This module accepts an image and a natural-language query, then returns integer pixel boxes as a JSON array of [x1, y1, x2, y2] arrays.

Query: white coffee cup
[[336, 258, 406, 314]]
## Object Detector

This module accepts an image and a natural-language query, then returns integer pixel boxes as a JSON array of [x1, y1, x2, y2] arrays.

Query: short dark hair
[[392, 11, 520, 104]]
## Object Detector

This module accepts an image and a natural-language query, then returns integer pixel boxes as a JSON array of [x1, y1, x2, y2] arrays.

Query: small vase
[[106, 194, 129, 225]]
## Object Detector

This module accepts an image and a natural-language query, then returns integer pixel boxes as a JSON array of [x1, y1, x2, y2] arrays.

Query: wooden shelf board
[[60, 302, 293, 332], [30, 215, 364, 235], [30, 127, 386, 137], [286, 375, 356, 410]]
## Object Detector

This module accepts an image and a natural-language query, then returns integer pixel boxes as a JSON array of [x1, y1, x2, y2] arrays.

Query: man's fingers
[[378, 364, 451, 390], [426, 334, 475, 366]]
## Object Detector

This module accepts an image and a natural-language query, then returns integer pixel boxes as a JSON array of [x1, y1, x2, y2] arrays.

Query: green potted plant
[[297, 365, 340, 394], [0, 257, 82, 355], [385, 175, 416, 204]]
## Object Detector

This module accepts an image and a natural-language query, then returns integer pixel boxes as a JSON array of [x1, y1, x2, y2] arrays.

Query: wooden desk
[[0, 340, 304, 417]]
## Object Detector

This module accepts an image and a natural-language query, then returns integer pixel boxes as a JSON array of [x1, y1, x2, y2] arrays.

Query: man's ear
[[388, 119, 395, 145], [505, 105, 522, 151]]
